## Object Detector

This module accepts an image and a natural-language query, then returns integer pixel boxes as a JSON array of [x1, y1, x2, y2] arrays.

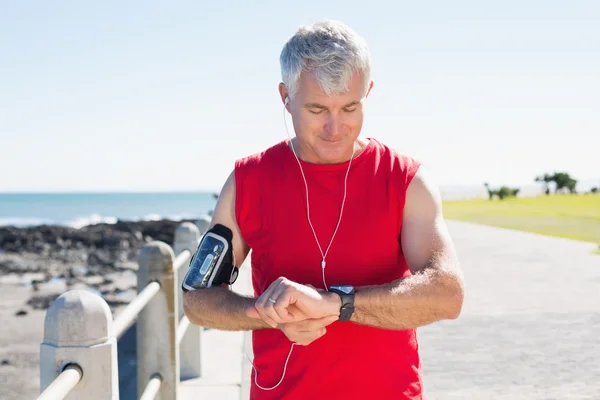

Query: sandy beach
[[0, 261, 135, 400]]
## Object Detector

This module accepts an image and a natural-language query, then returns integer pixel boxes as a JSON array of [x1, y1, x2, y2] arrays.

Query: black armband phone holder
[[181, 223, 239, 292]]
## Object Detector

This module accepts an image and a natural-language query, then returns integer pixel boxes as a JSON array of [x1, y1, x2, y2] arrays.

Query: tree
[[484, 182, 494, 200], [535, 172, 577, 194], [552, 172, 577, 193], [497, 186, 516, 200], [535, 174, 552, 195], [483, 183, 520, 200]]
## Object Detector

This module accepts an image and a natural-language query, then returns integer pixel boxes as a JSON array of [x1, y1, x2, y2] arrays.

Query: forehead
[[295, 71, 367, 104]]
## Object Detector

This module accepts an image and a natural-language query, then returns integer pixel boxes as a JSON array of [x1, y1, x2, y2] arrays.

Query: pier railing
[[37, 219, 210, 399]]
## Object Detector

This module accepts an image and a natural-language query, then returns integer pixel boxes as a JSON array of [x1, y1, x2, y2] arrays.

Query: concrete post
[[173, 222, 202, 379], [40, 289, 118, 399], [137, 241, 178, 400], [195, 215, 211, 236]]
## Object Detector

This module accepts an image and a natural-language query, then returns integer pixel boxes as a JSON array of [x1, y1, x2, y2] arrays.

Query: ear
[[278, 82, 290, 110], [279, 82, 289, 103], [365, 80, 374, 98]]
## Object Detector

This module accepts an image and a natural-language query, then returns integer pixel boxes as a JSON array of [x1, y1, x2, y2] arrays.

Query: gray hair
[[280, 20, 371, 100]]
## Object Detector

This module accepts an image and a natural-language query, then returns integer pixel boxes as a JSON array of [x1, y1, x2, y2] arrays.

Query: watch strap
[[329, 286, 355, 322]]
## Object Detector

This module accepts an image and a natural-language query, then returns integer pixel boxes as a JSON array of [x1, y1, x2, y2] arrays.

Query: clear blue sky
[[1, 1, 598, 192]]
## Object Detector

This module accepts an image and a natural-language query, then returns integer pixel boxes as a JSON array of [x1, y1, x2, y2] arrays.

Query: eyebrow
[[304, 100, 361, 110]]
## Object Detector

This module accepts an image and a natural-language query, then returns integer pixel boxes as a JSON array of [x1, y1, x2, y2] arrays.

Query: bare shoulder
[[404, 165, 443, 220], [401, 165, 457, 273], [210, 170, 250, 268]]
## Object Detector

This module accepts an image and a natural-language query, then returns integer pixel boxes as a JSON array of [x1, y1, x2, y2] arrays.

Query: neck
[[289, 137, 369, 164]]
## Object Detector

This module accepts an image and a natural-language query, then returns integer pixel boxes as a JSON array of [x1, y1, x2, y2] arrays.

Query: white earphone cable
[[248, 98, 354, 391], [249, 342, 296, 391], [285, 105, 354, 291]]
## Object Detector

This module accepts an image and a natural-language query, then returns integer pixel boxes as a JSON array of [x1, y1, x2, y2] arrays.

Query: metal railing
[[37, 218, 210, 399]]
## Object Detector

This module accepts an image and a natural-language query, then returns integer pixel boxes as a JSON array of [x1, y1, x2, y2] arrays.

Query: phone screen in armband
[[182, 233, 228, 290]]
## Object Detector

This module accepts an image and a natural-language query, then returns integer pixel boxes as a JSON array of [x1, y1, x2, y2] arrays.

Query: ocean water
[[0, 192, 217, 228], [0, 182, 559, 229]]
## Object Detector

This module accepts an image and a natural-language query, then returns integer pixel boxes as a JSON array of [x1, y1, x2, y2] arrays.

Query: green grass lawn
[[442, 194, 600, 245]]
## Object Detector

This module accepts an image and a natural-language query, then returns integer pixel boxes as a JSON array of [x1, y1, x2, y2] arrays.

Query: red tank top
[[235, 138, 423, 399]]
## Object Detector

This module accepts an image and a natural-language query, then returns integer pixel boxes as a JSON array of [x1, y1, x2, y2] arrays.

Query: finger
[[305, 284, 324, 292], [263, 285, 293, 324], [285, 304, 309, 322], [254, 285, 279, 327], [278, 315, 336, 338], [290, 286, 333, 319], [295, 328, 327, 346], [255, 281, 278, 310], [246, 305, 278, 328], [289, 315, 337, 332], [270, 285, 297, 323], [256, 310, 278, 328], [255, 278, 296, 327], [254, 291, 277, 328], [245, 305, 260, 319], [304, 315, 338, 331]]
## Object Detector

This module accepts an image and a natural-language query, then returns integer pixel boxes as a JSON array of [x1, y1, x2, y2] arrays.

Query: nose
[[324, 114, 343, 139]]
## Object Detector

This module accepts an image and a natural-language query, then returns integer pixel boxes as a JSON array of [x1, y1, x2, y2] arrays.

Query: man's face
[[286, 71, 373, 164]]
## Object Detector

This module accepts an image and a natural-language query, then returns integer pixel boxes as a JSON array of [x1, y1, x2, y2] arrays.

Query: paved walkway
[[178, 261, 253, 399], [419, 221, 600, 399], [184, 220, 600, 399]]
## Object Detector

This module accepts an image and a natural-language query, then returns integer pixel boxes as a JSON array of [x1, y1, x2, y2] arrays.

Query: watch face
[[333, 285, 354, 294]]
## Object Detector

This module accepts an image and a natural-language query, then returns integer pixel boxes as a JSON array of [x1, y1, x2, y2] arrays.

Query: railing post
[[40, 289, 118, 399], [173, 222, 202, 379], [195, 215, 211, 236], [137, 241, 178, 400]]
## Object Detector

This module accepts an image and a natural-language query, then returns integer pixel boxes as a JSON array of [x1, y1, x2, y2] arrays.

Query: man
[[183, 20, 464, 399]]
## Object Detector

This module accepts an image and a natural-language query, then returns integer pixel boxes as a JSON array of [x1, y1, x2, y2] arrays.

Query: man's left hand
[[246, 277, 341, 328]]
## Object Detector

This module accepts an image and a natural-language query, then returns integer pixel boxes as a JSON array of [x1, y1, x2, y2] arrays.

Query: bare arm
[[346, 167, 465, 330], [182, 170, 271, 331], [183, 286, 270, 331]]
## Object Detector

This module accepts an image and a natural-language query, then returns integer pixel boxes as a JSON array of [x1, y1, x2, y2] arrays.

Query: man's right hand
[[277, 315, 338, 346]]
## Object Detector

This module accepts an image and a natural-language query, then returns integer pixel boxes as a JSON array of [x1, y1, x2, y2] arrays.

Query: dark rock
[[1, 359, 10, 366], [27, 294, 61, 310], [0, 219, 200, 290], [88, 250, 113, 267], [0, 219, 195, 257], [2, 219, 203, 317]]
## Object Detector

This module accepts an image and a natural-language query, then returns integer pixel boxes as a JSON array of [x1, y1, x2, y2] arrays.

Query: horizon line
[[1, 178, 598, 195], [0, 190, 221, 195]]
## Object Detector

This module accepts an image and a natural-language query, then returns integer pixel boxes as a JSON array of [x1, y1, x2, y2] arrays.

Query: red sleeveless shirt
[[235, 137, 423, 399]]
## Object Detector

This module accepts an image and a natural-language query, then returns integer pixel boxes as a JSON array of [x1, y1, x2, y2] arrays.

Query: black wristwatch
[[329, 285, 355, 321]]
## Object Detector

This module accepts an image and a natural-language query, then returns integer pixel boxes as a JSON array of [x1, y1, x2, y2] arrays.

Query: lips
[[320, 138, 342, 143]]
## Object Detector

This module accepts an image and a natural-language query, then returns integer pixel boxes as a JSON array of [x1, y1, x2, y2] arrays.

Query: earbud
[[284, 97, 289, 105]]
